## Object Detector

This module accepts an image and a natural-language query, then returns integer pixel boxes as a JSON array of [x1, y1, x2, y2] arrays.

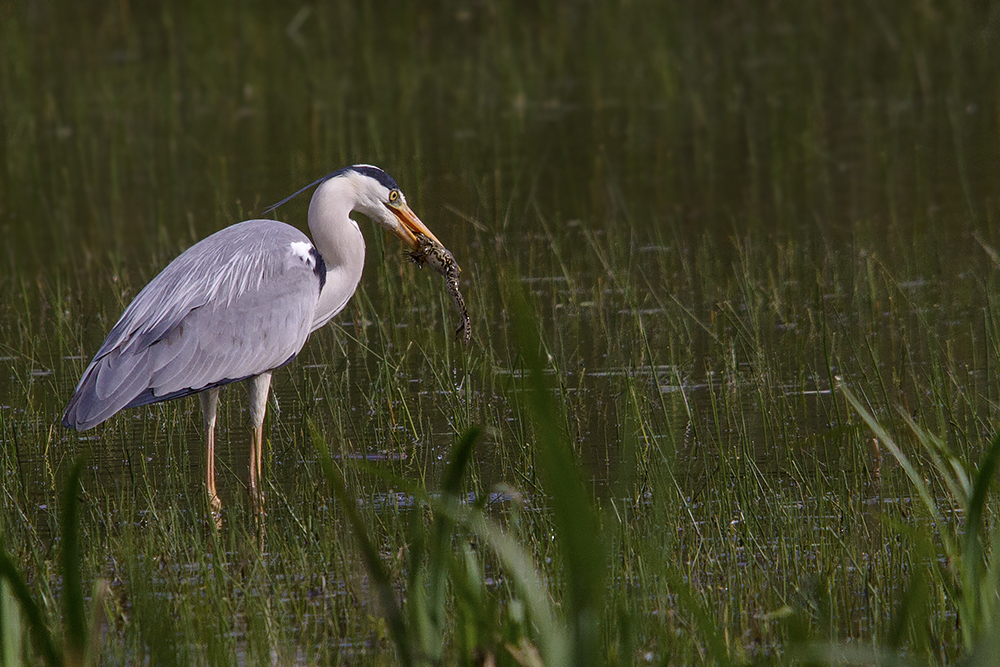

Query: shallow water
[[4, 4, 1000, 488], [2, 2, 1000, 658]]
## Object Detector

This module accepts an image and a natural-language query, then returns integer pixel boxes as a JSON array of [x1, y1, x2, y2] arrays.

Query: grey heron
[[62, 165, 441, 517]]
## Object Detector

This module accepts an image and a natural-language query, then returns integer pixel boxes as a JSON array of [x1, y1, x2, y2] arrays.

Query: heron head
[[264, 164, 442, 251], [346, 165, 441, 250]]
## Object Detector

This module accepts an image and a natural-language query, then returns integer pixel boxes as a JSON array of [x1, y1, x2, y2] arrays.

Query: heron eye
[[389, 190, 400, 203]]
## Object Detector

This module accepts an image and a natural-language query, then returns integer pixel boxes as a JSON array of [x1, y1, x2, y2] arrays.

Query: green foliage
[[2, 0, 1000, 664], [0, 552, 61, 667], [830, 384, 1000, 663], [312, 423, 412, 664], [0, 459, 103, 667], [311, 418, 574, 665], [505, 282, 607, 664], [306, 287, 615, 664]]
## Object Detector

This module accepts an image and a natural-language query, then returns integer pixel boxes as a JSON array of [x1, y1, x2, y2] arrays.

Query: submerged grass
[[5, 225, 1000, 663], [3, 0, 1000, 664]]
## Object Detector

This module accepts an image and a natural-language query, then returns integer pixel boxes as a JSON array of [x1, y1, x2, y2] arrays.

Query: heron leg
[[247, 371, 273, 516], [199, 387, 223, 524]]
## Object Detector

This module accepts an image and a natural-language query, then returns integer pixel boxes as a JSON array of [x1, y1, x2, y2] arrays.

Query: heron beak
[[386, 202, 441, 249]]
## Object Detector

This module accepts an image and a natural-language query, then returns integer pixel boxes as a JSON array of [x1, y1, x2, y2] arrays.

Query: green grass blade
[[886, 563, 930, 652], [309, 421, 413, 666], [505, 281, 606, 664], [981, 520, 1000, 638], [0, 552, 62, 667], [0, 576, 22, 667], [962, 430, 1000, 562], [960, 430, 1000, 639], [900, 411, 971, 505], [662, 567, 733, 667], [347, 457, 571, 665], [61, 458, 86, 666], [425, 427, 483, 658], [435, 499, 571, 667], [440, 426, 481, 496], [1, 579, 21, 667], [839, 382, 954, 555]]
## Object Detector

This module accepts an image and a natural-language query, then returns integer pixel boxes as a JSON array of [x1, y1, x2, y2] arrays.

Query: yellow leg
[[200, 388, 222, 525], [249, 421, 265, 514], [247, 372, 272, 517]]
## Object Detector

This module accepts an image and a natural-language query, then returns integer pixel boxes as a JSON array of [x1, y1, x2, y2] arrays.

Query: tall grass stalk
[[305, 287, 619, 664], [311, 413, 578, 664], [841, 382, 1000, 658], [0, 458, 104, 667], [312, 423, 412, 665], [505, 281, 607, 663], [2, 1, 1000, 663]]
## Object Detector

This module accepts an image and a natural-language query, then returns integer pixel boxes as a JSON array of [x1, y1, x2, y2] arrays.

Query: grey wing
[[63, 220, 325, 430]]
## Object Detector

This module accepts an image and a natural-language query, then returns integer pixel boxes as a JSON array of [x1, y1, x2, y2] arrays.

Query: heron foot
[[208, 492, 223, 529]]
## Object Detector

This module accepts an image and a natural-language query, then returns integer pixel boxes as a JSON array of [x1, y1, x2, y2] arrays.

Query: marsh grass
[[4, 0, 1000, 665], [5, 220, 1000, 663], [0, 458, 104, 667]]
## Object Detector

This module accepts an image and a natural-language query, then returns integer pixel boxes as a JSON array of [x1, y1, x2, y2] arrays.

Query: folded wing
[[63, 220, 324, 430]]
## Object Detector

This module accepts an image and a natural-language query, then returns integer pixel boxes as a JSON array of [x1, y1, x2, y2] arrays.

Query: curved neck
[[308, 177, 366, 330]]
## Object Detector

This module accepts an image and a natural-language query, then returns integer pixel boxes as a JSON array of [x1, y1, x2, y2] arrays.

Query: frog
[[408, 233, 472, 345]]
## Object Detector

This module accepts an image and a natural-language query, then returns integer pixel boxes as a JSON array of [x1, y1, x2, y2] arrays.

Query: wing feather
[[63, 220, 325, 430], [93, 346, 147, 400]]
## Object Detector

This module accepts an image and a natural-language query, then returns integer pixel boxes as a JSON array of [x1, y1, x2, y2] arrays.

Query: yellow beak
[[386, 202, 441, 250]]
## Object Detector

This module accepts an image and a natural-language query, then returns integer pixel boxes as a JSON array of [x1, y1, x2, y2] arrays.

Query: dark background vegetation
[[3, 1, 1000, 664]]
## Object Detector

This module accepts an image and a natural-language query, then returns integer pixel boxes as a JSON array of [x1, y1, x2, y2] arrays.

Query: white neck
[[308, 177, 366, 331]]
